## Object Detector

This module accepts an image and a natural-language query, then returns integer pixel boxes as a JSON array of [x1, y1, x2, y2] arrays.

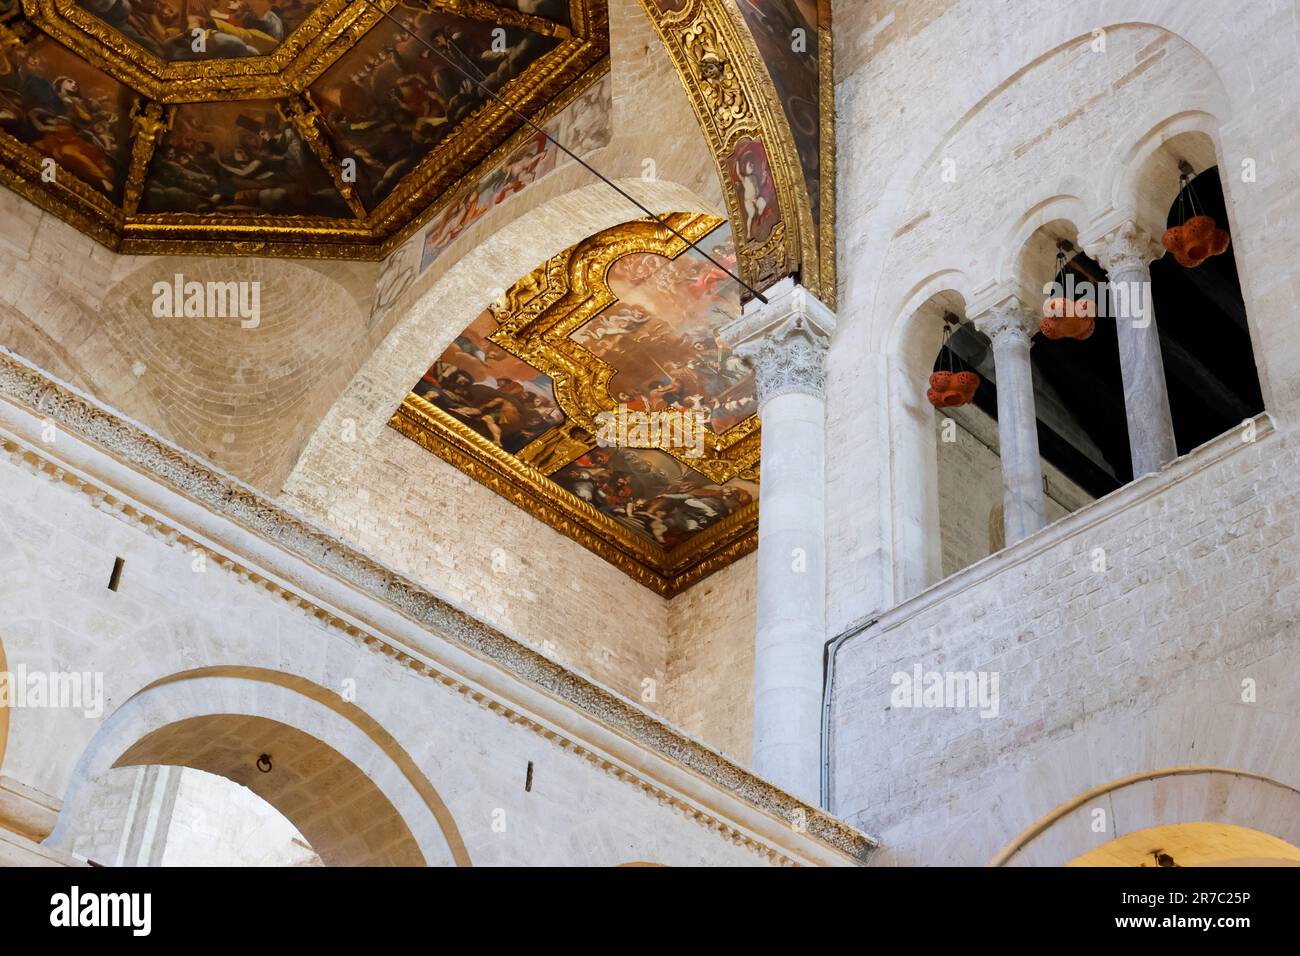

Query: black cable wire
[[356, 0, 770, 304]]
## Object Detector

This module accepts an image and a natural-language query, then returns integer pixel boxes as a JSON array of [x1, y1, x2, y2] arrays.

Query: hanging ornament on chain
[[927, 315, 981, 408], [1162, 162, 1230, 269], [1040, 247, 1096, 340]]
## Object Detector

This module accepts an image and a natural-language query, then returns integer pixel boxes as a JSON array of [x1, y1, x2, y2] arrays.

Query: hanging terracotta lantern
[[927, 369, 980, 408], [927, 316, 981, 408], [1040, 295, 1096, 341], [1039, 247, 1095, 340], [1162, 169, 1231, 268]]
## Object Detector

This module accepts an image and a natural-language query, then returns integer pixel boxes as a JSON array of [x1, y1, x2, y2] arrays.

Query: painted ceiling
[[0, 0, 606, 256], [390, 213, 761, 594]]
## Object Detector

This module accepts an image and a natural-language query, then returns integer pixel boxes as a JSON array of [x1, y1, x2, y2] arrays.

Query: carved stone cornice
[[0, 347, 876, 865], [974, 297, 1037, 348], [1085, 219, 1163, 277], [719, 278, 836, 406]]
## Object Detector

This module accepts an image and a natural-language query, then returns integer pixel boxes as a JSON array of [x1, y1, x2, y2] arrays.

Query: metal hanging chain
[[355, 0, 769, 304], [1176, 169, 1204, 222]]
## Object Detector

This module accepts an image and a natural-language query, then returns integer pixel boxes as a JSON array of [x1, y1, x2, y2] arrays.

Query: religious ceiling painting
[[390, 212, 760, 594], [141, 99, 349, 215], [310, 6, 557, 210], [415, 67, 611, 274], [635, 0, 835, 306], [487, 0, 570, 25], [0, 32, 134, 200], [0, 0, 608, 256], [74, 0, 323, 62], [734, 0, 826, 226]]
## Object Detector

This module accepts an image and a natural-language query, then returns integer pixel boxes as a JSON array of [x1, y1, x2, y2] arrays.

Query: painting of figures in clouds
[[570, 223, 756, 434], [313, 5, 557, 209], [412, 310, 564, 454], [552, 447, 756, 549], [141, 101, 349, 216], [0, 37, 134, 200]]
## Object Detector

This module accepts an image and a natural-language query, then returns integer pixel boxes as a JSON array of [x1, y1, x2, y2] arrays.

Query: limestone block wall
[[0, 356, 870, 867], [826, 0, 1300, 629], [663, 552, 757, 765], [294, 426, 672, 710], [829, 417, 1300, 865]]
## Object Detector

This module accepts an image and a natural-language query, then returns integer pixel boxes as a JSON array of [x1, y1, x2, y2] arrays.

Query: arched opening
[[1149, 164, 1265, 448], [78, 764, 322, 867], [1069, 822, 1300, 868], [67, 717, 421, 868], [993, 767, 1300, 867], [60, 714, 424, 867], [47, 670, 467, 867]]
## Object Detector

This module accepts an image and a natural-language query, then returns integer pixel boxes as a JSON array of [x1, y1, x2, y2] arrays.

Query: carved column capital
[[973, 297, 1037, 347], [720, 278, 836, 406], [1085, 219, 1163, 276]]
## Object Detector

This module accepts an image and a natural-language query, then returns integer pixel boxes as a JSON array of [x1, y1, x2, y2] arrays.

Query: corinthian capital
[[1085, 219, 1163, 276], [719, 278, 836, 406], [973, 297, 1037, 346]]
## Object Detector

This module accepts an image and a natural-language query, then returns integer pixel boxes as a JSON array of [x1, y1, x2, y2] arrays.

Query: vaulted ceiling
[[0, 0, 606, 256]]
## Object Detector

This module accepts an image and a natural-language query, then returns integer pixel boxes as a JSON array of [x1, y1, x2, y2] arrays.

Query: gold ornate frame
[[388, 212, 760, 595], [636, 0, 835, 307], [0, 0, 608, 257]]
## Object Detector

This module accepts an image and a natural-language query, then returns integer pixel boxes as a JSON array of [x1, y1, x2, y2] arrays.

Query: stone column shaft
[[976, 301, 1046, 545], [721, 278, 835, 805], [1088, 220, 1177, 477]]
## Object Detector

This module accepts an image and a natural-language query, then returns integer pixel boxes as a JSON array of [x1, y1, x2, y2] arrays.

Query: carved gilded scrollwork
[[488, 212, 760, 485], [636, 0, 834, 307], [388, 212, 761, 594], [121, 100, 168, 216], [390, 397, 758, 596], [279, 96, 367, 220]]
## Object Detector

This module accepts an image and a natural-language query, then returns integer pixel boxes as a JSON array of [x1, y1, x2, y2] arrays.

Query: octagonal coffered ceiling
[[0, 0, 606, 256]]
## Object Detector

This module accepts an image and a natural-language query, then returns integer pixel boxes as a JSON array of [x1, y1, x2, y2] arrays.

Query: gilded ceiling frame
[[635, 0, 835, 308], [389, 212, 760, 595], [0, 0, 609, 257]]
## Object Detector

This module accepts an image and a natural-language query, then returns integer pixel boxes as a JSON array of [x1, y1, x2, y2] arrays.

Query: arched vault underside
[[637, 0, 835, 306]]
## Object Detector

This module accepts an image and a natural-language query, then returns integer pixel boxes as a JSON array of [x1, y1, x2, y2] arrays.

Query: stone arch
[[48, 668, 469, 867], [1108, 114, 1275, 410], [1070, 822, 1300, 867], [992, 767, 1300, 867], [999, 198, 1090, 305], [857, 22, 1232, 350], [282, 176, 720, 505], [885, 275, 973, 597], [1112, 113, 1224, 242], [634, 0, 824, 300]]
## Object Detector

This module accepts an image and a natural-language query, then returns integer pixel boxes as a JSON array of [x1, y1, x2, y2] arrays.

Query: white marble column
[[720, 278, 835, 805], [975, 299, 1047, 545], [1087, 220, 1177, 477]]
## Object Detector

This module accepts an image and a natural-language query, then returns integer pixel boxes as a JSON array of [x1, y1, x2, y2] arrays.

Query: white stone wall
[[827, 0, 1300, 629], [0, 372, 864, 867], [830, 419, 1300, 865]]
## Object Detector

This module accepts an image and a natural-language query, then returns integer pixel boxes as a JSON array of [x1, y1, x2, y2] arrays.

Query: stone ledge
[[842, 413, 1275, 642]]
